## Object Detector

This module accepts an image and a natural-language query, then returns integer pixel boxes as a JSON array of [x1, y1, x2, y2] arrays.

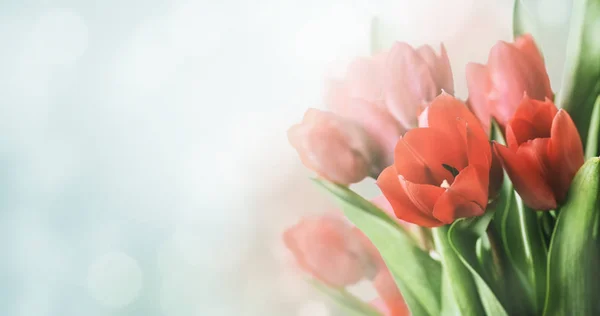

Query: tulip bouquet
[[283, 1, 600, 315]]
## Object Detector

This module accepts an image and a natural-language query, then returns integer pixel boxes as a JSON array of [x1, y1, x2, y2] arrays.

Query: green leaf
[[313, 178, 441, 316], [543, 157, 600, 316], [433, 225, 485, 316], [447, 214, 509, 316], [585, 95, 600, 159], [440, 270, 460, 316], [491, 119, 547, 314], [555, 0, 600, 145], [513, 0, 538, 39], [308, 278, 382, 316]]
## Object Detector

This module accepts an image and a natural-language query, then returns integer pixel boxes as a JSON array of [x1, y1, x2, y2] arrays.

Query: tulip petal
[[507, 97, 557, 147], [514, 34, 553, 98], [548, 109, 585, 202], [426, 94, 490, 162], [398, 176, 445, 216], [385, 42, 437, 128], [338, 98, 404, 166], [432, 165, 487, 223], [494, 142, 557, 210], [466, 63, 493, 131], [377, 166, 445, 227], [417, 44, 454, 95], [438, 44, 454, 95], [488, 42, 531, 123], [395, 128, 467, 185]]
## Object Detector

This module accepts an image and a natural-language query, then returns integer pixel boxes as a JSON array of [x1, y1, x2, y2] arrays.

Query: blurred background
[[0, 0, 571, 315]]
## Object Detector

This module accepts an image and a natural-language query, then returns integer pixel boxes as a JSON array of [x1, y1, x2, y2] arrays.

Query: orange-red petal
[[548, 109, 585, 202], [494, 141, 557, 210], [377, 166, 445, 227], [432, 165, 487, 223]]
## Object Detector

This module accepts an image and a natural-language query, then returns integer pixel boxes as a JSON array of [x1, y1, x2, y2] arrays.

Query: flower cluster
[[283, 29, 598, 315]]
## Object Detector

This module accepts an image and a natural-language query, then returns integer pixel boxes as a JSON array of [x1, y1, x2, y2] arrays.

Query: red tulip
[[466, 34, 553, 132], [377, 94, 492, 227], [493, 97, 584, 210], [372, 269, 410, 316], [283, 214, 375, 287], [288, 109, 378, 184]]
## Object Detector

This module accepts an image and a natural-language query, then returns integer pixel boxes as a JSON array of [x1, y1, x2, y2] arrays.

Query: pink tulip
[[288, 108, 379, 184], [373, 269, 410, 316], [384, 42, 454, 129], [466, 34, 553, 132], [326, 80, 403, 167], [283, 214, 375, 287]]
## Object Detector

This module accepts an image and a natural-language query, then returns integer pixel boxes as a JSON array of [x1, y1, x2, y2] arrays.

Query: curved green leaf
[[544, 157, 600, 316], [585, 95, 600, 159], [433, 226, 484, 316], [555, 0, 600, 144], [313, 178, 441, 316], [308, 279, 382, 316], [447, 214, 509, 316]]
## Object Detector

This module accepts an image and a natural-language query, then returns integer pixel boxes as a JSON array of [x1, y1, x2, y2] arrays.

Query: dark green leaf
[[544, 157, 600, 315], [313, 178, 442, 316], [555, 0, 600, 145]]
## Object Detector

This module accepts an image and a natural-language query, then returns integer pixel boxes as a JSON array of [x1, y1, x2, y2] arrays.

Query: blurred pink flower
[[373, 269, 410, 316], [283, 214, 375, 287], [326, 80, 403, 168], [288, 109, 378, 184]]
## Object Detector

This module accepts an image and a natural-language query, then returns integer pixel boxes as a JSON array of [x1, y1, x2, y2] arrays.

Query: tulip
[[493, 97, 584, 210], [377, 94, 492, 227], [466, 34, 553, 132], [372, 269, 410, 316], [331, 43, 453, 131], [326, 80, 404, 167], [384, 42, 454, 129], [283, 214, 375, 287], [288, 109, 379, 184]]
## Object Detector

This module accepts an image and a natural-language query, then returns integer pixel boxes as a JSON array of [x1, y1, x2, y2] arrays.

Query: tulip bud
[[288, 109, 377, 184], [493, 97, 584, 210], [283, 214, 375, 287], [467, 34, 553, 132]]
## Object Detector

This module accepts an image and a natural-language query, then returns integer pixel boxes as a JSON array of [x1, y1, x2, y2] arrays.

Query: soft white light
[[28, 9, 89, 66], [536, 0, 571, 27], [290, 3, 371, 77], [373, 0, 476, 44], [297, 300, 330, 316], [346, 279, 379, 301], [87, 252, 143, 308]]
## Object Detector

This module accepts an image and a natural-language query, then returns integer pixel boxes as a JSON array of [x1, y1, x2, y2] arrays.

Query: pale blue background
[[0, 0, 571, 315]]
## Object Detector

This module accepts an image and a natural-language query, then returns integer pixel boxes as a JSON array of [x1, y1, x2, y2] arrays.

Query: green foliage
[[313, 179, 442, 316], [555, 0, 600, 145], [308, 279, 383, 316], [544, 158, 600, 315]]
